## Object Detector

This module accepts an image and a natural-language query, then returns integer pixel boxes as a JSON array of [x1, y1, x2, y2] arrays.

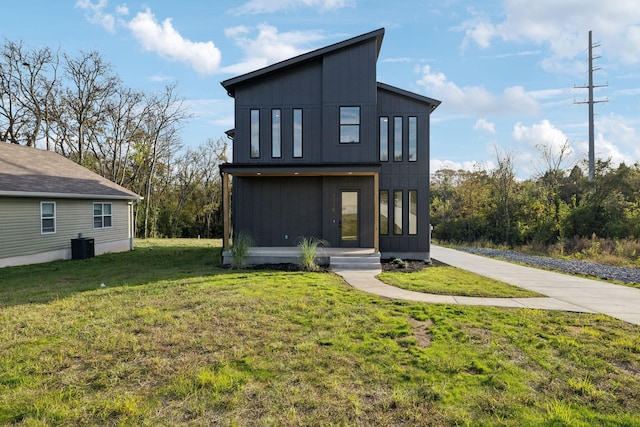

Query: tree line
[[430, 145, 640, 249], [1, 39, 228, 239]]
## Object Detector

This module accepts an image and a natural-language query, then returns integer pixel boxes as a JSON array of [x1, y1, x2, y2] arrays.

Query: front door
[[340, 190, 359, 247]]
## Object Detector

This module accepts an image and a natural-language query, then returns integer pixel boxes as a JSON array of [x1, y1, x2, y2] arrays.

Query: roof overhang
[[220, 163, 381, 177], [221, 28, 385, 97], [377, 82, 441, 112], [0, 191, 141, 200]]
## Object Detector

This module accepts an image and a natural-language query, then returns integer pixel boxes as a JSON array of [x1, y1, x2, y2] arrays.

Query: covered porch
[[219, 163, 381, 255]]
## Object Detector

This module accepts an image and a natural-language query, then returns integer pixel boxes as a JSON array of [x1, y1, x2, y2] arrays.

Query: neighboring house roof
[[377, 82, 441, 112], [221, 28, 386, 97], [0, 142, 141, 200]]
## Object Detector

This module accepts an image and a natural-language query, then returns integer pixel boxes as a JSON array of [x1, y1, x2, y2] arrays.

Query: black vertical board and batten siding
[[377, 87, 432, 254], [322, 40, 378, 164], [224, 29, 439, 255], [232, 40, 379, 165]]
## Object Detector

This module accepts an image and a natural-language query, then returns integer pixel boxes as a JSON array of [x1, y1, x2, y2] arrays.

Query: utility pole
[[574, 30, 608, 181]]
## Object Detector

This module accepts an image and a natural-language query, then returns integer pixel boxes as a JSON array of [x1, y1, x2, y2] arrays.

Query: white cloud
[[473, 118, 495, 134], [115, 4, 129, 15], [231, 0, 353, 15], [127, 9, 222, 75], [431, 159, 494, 174], [511, 119, 576, 175], [460, 0, 640, 71], [382, 57, 413, 63], [221, 24, 325, 75], [75, 0, 116, 33], [513, 119, 570, 151], [594, 113, 640, 164], [416, 65, 540, 115]]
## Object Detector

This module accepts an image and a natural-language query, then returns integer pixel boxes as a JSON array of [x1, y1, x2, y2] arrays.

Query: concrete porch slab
[[222, 247, 378, 266]]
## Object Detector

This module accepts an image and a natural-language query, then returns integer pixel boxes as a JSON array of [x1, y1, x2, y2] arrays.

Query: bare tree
[[0, 40, 30, 144], [138, 83, 191, 238], [60, 50, 119, 164], [490, 147, 517, 245], [0, 40, 59, 147], [90, 85, 146, 185]]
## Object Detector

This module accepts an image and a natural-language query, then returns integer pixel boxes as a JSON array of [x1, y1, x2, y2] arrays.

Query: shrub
[[297, 236, 328, 271], [230, 231, 254, 269], [391, 258, 407, 269]]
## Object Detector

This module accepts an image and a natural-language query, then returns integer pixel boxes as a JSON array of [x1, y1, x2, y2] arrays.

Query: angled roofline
[[377, 82, 441, 112], [221, 28, 385, 97]]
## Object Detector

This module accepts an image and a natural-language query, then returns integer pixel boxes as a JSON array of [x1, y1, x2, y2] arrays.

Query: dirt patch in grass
[[408, 317, 433, 348]]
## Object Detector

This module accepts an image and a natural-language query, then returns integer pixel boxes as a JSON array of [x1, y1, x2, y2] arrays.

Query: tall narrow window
[[394, 190, 403, 235], [272, 109, 281, 158], [380, 190, 389, 235], [408, 190, 417, 235], [379, 117, 389, 161], [293, 108, 303, 158], [94, 202, 112, 229], [250, 109, 260, 158], [394, 117, 403, 161], [41, 202, 56, 234], [340, 106, 360, 143], [408, 117, 417, 162]]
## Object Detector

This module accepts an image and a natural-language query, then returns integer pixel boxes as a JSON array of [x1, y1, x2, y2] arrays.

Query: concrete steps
[[330, 254, 381, 271]]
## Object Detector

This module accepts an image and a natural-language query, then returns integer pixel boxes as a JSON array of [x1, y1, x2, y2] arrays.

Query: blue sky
[[5, 0, 640, 178]]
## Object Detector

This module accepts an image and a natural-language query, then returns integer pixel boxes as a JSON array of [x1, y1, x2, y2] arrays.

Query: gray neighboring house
[[0, 142, 141, 268], [220, 28, 440, 264]]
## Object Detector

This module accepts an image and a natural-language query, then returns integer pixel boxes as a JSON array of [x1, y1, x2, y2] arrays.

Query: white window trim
[[40, 201, 56, 235], [93, 202, 113, 229]]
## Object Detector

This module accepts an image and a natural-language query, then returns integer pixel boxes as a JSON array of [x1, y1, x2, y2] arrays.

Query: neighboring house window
[[272, 109, 281, 158], [379, 117, 389, 161], [41, 202, 56, 234], [293, 109, 303, 158], [250, 109, 260, 158], [94, 202, 112, 228], [380, 190, 389, 235], [394, 117, 403, 161], [408, 190, 417, 235], [394, 190, 403, 234], [408, 117, 417, 162], [340, 106, 360, 143]]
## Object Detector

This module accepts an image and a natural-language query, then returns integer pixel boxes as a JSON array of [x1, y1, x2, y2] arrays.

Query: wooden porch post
[[373, 172, 379, 252], [222, 171, 230, 251]]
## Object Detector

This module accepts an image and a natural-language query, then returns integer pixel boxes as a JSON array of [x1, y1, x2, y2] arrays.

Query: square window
[[93, 202, 112, 229]]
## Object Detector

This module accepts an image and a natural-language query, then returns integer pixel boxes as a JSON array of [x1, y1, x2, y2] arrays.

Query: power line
[[574, 30, 608, 181]]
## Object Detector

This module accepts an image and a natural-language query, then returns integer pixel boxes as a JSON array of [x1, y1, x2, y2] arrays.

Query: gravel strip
[[456, 247, 640, 284]]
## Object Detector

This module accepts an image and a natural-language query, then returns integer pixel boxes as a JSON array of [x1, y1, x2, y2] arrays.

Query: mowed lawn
[[1, 239, 639, 426]]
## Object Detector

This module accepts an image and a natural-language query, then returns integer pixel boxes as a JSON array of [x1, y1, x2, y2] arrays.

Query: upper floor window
[[379, 117, 389, 161], [293, 109, 303, 158], [408, 117, 417, 162], [272, 109, 281, 158], [340, 106, 360, 144], [250, 109, 260, 158], [94, 202, 112, 229], [41, 201, 56, 234], [394, 117, 403, 161]]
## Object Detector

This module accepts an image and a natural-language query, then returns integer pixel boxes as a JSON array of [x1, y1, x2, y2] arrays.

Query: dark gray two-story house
[[220, 28, 440, 266]]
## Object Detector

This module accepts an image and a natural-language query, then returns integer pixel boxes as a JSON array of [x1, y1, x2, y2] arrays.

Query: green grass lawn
[[1, 239, 639, 426], [378, 265, 541, 298]]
